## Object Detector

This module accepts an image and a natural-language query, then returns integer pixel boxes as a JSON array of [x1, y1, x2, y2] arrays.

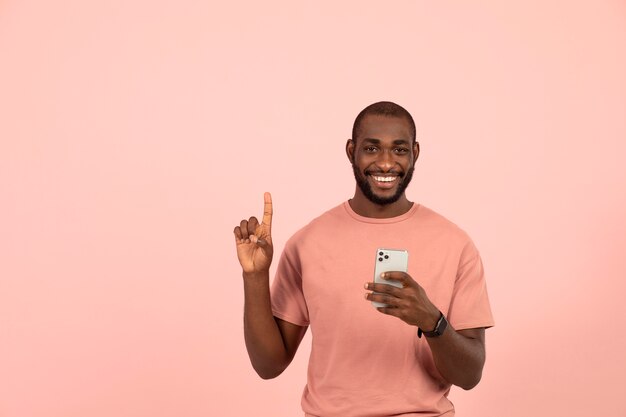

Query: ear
[[413, 141, 420, 163], [346, 139, 355, 162]]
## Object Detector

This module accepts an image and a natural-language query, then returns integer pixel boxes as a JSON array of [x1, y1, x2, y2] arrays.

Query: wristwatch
[[418, 312, 448, 338]]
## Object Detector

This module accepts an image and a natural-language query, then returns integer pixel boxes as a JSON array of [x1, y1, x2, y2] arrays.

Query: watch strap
[[418, 312, 448, 338]]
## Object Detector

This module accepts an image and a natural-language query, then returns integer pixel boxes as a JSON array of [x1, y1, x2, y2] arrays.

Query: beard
[[351, 161, 415, 206]]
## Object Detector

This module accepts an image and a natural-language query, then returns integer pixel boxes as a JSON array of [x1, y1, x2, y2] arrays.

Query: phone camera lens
[[378, 257, 383, 262], [379, 251, 384, 256], [384, 255, 389, 259]]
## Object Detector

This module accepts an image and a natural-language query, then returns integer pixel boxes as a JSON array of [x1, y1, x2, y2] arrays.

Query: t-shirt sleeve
[[270, 242, 310, 327], [447, 240, 495, 330]]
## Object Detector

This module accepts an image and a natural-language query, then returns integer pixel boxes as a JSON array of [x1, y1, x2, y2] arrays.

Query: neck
[[349, 189, 413, 219]]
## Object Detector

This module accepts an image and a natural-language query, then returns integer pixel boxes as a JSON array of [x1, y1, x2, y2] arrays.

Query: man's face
[[348, 115, 418, 206]]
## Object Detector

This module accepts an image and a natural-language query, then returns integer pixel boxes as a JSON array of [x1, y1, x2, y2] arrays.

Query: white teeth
[[373, 176, 397, 182]]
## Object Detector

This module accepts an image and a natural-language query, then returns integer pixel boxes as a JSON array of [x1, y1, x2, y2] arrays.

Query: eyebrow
[[361, 138, 411, 145]]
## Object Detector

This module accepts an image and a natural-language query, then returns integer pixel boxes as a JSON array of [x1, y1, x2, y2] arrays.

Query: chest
[[298, 237, 460, 326]]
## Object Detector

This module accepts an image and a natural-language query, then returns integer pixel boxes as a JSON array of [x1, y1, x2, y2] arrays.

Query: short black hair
[[352, 101, 416, 143]]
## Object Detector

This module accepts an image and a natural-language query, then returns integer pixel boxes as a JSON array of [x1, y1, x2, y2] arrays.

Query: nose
[[375, 149, 395, 171]]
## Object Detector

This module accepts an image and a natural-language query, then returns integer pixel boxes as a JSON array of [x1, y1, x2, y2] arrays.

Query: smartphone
[[372, 248, 409, 308]]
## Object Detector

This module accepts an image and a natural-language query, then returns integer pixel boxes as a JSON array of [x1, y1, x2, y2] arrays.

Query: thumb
[[251, 235, 269, 247]]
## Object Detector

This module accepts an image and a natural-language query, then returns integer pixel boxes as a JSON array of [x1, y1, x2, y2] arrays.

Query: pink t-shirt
[[271, 202, 494, 417]]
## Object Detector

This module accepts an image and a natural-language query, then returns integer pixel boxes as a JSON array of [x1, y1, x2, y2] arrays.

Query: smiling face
[[347, 114, 419, 208]]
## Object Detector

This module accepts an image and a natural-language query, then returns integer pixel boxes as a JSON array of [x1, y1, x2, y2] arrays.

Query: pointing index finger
[[262, 192, 273, 229]]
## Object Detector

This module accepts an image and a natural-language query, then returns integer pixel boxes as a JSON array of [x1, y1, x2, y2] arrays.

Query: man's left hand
[[365, 271, 441, 331]]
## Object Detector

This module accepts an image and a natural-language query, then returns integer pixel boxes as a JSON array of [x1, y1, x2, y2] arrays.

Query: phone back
[[372, 248, 409, 308]]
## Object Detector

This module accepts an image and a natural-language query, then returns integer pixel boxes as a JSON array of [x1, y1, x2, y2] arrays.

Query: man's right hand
[[233, 192, 274, 276], [233, 193, 306, 379]]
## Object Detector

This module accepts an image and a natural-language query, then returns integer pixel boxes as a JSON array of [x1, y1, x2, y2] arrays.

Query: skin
[[233, 114, 487, 389], [346, 114, 418, 218], [233, 192, 307, 379]]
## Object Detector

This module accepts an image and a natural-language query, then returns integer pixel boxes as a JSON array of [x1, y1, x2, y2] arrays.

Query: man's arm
[[234, 193, 307, 379], [425, 326, 485, 390], [243, 270, 307, 379], [365, 272, 486, 390]]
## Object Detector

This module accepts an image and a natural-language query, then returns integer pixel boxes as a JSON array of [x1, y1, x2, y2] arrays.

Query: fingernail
[[364, 283, 369, 289], [381, 272, 386, 279], [364, 293, 368, 300]]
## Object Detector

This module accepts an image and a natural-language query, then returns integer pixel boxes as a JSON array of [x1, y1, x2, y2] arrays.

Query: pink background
[[1, 1, 625, 416]]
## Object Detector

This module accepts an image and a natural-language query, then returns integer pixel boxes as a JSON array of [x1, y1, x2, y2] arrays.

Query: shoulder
[[416, 205, 467, 234], [283, 202, 347, 250], [416, 204, 477, 252]]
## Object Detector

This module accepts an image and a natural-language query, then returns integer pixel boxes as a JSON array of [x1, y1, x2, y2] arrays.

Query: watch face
[[435, 315, 448, 335], [425, 314, 447, 337]]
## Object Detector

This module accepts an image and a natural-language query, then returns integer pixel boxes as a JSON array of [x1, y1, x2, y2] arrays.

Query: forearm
[[243, 271, 290, 379], [426, 325, 486, 390]]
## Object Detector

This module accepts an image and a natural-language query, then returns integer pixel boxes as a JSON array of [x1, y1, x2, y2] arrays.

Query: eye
[[394, 147, 410, 154], [364, 146, 378, 153]]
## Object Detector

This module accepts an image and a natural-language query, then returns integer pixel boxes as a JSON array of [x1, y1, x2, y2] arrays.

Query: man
[[233, 101, 494, 416]]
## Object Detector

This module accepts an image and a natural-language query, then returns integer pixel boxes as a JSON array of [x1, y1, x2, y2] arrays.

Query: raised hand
[[233, 192, 274, 276]]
